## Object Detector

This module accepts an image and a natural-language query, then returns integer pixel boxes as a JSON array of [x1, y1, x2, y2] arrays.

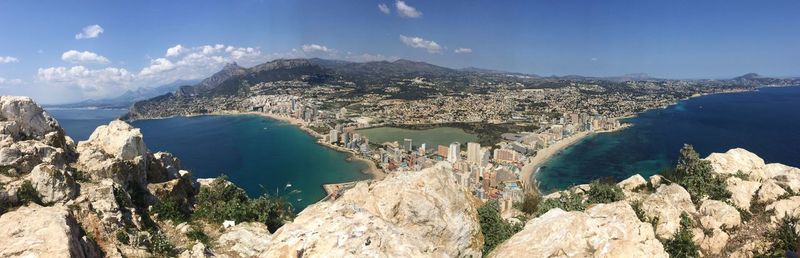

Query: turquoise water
[[47, 110, 370, 210], [535, 86, 800, 192]]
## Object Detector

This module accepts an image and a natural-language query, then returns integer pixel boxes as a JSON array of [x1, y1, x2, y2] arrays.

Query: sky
[[0, 0, 798, 104]]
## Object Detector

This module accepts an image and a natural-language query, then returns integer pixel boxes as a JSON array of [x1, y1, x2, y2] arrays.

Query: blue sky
[[0, 0, 798, 103]]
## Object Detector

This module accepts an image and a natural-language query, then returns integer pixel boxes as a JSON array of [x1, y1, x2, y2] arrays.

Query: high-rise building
[[437, 145, 449, 157], [466, 142, 481, 165], [493, 148, 518, 163], [329, 130, 339, 144], [419, 143, 427, 155], [448, 142, 461, 162], [403, 138, 413, 152]]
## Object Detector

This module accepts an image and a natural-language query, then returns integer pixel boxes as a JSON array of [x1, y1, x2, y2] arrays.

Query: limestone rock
[[0, 204, 99, 257], [179, 242, 213, 258], [28, 164, 77, 204], [641, 184, 697, 239], [0, 96, 63, 143], [147, 152, 182, 183], [757, 179, 788, 204], [705, 148, 766, 180], [650, 175, 665, 188], [766, 196, 800, 224], [618, 174, 647, 191], [693, 227, 730, 255], [489, 202, 667, 258], [725, 177, 761, 210], [147, 169, 197, 213], [0, 141, 67, 174], [263, 163, 483, 257], [80, 120, 146, 161], [76, 120, 148, 187], [217, 222, 272, 257], [698, 200, 741, 230]]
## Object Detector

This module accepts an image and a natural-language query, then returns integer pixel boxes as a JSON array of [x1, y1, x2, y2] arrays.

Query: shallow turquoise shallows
[[535, 86, 800, 192], [48, 110, 370, 211]]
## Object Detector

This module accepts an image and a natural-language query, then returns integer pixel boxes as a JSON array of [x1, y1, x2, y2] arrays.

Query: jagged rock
[[641, 184, 697, 239], [765, 163, 800, 192], [76, 120, 148, 187], [618, 174, 647, 191], [706, 148, 767, 180], [0, 141, 67, 174], [81, 179, 125, 227], [758, 179, 788, 204], [766, 196, 800, 224], [693, 227, 730, 255], [147, 152, 182, 183], [0, 96, 64, 143], [650, 175, 665, 188], [0, 204, 99, 257], [217, 222, 272, 257], [28, 164, 77, 203], [698, 200, 741, 230], [489, 202, 667, 258], [147, 170, 197, 212], [263, 163, 483, 257], [725, 177, 761, 210]]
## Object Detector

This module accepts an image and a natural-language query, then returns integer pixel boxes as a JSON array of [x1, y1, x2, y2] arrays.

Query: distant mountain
[[47, 79, 198, 109]]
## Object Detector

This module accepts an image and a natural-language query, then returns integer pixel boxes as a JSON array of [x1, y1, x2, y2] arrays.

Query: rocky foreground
[[1, 95, 800, 257]]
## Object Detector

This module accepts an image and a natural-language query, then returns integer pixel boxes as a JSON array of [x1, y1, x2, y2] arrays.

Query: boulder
[[0, 96, 63, 143], [28, 164, 78, 204], [147, 170, 197, 212], [0, 141, 67, 174], [693, 227, 730, 255], [765, 196, 800, 224], [641, 184, 697, 239], [757, 179, 788, 204], [725, 177, 761, 210], [705, 148, 766, 180], [698, 200, 741, 230], [76, 121, 148, 187], [263, 163, 483, 257], [650, 175, 665, 188], [0, 204, 99, 257], [179, 242, 213, 258], [618, 174, 647, 191], [489, 202, 667, 258], [147, 152, 182, 183], [217, 222, 272, 257]]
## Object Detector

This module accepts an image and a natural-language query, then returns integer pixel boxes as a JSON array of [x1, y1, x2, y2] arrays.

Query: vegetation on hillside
[[192, 176, 295, 232], [663, 212, 700, 258], [585, 180, 624, 204], [668, 144, 731, 202], [478, 200, 525, 255]]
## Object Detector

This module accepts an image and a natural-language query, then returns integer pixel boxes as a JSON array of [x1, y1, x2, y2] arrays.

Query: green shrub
[[663, 212, 699, 258], [516, 192, 541, 215], [0, 165, 17, 177], [192, 176, 294, 232], [116, 230, 130, 245], [17, 180, 43, 205], [145, 230, 176, 256], [674, 144, 731, 202], [478, 200, 522, 255], [535, 191, 586, 216], [760, 215, 800, 257], [68, 167, 91, 182], [186, 225, 211, 246], [586, 180, 624, 204], [151, 199, 189, 223]]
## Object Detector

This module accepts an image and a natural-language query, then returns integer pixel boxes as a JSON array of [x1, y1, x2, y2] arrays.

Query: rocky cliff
[[2, 95, 800, 257]]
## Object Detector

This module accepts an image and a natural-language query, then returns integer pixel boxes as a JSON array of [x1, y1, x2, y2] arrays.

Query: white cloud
[[37, 66, 134, 97], [301, 44, 332, 53], [399, 35, 442, 53], [0, 56, 19, 63], [378, 3, 391, 14], [139, 58, 176, 76], [454, 48, 472, 54], [395, 1, 422, 18], [166, 44, 185, 57], [61, 50, 110, 64], [0, 77, 22, 85], [75, 24, 104, 40]]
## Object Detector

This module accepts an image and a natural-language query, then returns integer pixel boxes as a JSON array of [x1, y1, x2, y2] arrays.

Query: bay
[[535, 86, 800, 192]]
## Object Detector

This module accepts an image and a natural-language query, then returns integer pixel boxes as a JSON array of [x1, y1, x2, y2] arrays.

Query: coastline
[[246, 112, 387, 181], [520, 123, 632, 189]]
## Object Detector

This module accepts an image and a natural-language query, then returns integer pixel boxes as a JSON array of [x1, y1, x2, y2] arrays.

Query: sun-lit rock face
[[641, 183, 697, 239], [489, 201, 668, 258], [0, 204, 101, 258], [262, 162, 484, 257], [75, 120, 149, 187], [0, 96, 63, 142]]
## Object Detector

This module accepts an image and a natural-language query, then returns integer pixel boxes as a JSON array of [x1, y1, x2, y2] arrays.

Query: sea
[[46, 109, 370, 211], [535, 86, 800, 192]]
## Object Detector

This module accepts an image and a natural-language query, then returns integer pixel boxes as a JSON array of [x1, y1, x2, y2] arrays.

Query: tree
[[478, 200, 519, 255], [663, 212, 699, 258], [674, 144, 731, 202], [586, 180, 624, 204]]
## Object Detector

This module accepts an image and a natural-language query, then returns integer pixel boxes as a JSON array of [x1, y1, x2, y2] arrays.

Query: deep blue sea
[[46, 109, 369, 211], [535, 86, 800, 192]]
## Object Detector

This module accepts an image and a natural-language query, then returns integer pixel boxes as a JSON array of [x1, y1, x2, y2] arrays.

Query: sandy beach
[[520, 123, 632, 188]]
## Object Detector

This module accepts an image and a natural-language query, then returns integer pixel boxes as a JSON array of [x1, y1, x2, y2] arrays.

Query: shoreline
[[520, 123, 632, 189]]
